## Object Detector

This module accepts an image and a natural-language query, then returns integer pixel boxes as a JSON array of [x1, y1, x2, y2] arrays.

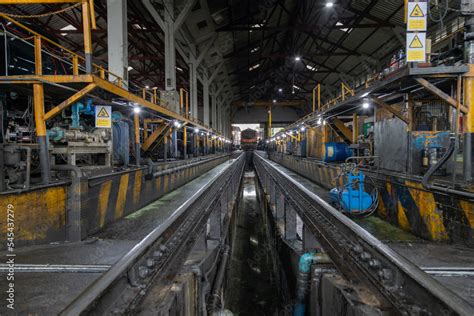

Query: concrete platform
[[0, 161, 232, 315], [262, 156, 474, 307]]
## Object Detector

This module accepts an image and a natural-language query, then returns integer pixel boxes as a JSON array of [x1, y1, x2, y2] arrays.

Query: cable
[[429, 0, 449, 29]]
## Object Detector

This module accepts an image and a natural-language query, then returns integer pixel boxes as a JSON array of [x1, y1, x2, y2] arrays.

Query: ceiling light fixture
[[325, 2, 334, 8]]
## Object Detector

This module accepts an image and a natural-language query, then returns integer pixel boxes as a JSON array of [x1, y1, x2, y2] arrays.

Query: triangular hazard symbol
[[97, 107, 109, 118], [409, 35, 424, 49], [410, 4, 424, 17]]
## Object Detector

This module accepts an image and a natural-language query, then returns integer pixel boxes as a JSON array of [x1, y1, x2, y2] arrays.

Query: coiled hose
[[334, 163, 379, 218]]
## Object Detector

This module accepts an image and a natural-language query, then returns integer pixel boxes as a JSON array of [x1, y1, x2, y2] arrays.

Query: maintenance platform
[[0, 0, 473, 315]]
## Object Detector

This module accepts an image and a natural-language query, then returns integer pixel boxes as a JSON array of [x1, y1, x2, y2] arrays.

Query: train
[[240, 128, 258, 151]]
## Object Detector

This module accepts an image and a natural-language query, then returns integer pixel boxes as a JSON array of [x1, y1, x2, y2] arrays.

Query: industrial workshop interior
[[1, 0, 474, 315]]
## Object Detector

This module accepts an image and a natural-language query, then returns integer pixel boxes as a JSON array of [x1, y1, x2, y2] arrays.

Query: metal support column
[[203, 78, 210, 126], [352, 114, 359, 144], [34, 35, 50, 183], [171, 129, 177, 158], [82, 1, 93, 73], [189, 54, 198, 120], [183, 126, 187, 159], [216, 100, 221, 132], [164, 0, 176, 90], [267, 104, 272, 138], [211, 93, 217, 129], [464, 14, 474, 182], [107, 0, 128, 87], [208, 207, 221, 240], [285, 203, 297, 240], [276, 192, 285, 220], [134, 112, 141, 166]]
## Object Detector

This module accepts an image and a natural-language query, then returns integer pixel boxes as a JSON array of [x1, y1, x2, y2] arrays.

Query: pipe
[[293, 252, 332, 316], [421, 137, 474, 199], [208, 245, 230, 314], [51, 164, 83, 178]]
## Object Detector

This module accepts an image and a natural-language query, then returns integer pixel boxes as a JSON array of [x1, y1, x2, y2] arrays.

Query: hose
[[428, 0, 449, 29], [421, 138, 474, 199], [333, 163, 379, 218], [422, 138, 455, 190]]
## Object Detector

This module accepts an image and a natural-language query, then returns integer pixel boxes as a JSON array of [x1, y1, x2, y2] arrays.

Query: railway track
[[253, 152, 474, 316], [59, 153, 245, 315]]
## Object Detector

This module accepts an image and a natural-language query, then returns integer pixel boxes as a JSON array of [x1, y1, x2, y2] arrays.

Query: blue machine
[[329, 171, 374, 214], [324, 142, 352, 162]]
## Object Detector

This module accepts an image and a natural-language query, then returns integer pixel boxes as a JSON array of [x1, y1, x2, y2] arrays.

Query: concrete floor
[[0, 160, 233, 315]]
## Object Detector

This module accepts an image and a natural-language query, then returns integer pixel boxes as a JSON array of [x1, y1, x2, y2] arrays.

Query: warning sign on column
[[95, 105, 112, 128], [406, 32, 426, 62], [407, 1, 427, 31]]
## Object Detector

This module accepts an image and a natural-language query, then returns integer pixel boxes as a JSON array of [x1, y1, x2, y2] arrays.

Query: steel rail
[[60, 153, 245, 315], [253, 152, 473, 316]]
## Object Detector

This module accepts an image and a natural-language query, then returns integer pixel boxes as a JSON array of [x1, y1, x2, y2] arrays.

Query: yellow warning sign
[[407, 2, 427, 31], [97, 107, 110, 118], [410, 4, 424, 17], [95, 105, 112, 128], [409, 34, 424, 49], [406, 32, 426, 62]]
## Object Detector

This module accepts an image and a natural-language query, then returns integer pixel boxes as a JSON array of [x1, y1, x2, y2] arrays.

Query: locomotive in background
[[240, 128, 259, 151]]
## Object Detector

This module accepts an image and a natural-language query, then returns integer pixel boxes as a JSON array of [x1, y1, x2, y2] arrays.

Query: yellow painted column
[[183, 127, 187, 159], [352, 114, 359, 144], [33, 35, 50, 183], [267, 104, 272, 138], [134, 113, 141, 166], [82, 1, 93, 73], [464, 65, 474, 181]]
